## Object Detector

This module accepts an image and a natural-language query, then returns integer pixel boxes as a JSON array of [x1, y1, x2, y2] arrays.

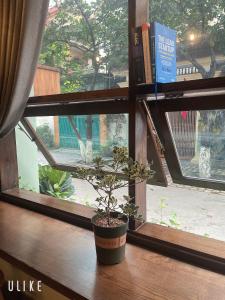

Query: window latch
[[165, 91, 184, 99]]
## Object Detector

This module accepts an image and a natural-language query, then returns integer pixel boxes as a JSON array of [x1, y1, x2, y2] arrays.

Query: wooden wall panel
[[0, 131, 18, 191], [33, 65, 61, 96]]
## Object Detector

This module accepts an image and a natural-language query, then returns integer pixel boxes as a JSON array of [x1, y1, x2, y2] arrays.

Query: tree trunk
[[85, 64, 99, 163], [86, 115, 93, 163]]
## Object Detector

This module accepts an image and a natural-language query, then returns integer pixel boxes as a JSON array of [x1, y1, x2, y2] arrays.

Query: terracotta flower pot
[[92, 214, 128, 265]]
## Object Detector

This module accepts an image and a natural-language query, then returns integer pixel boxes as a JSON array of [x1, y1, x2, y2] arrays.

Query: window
[[1, 0, 225, 275], [145, 93, 225, 242], [168, 110, 225, 181], [17, 113, 128, 206], [34, 0, 128, 96], [28, 114, 129, 167], [147, 178, 225, 242], [150, 1, 225, 82], [17, 107, 167, 202]]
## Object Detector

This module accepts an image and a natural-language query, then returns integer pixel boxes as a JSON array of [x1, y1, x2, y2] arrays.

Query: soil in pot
[[92, 215, 128, 265]]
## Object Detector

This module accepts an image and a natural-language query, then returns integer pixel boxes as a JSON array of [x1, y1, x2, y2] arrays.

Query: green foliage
[[169, 212, 180, 229], [150, 0, 225, 158], [74, 147, 153, 225], [39, 165, 74, 199], [42, 1, 225, 153], [119, 196, 142, 221], [40, 0, 128, 92], [159, 197, 168, 226], [36, 124, 54, 148], [150, 0, 225, 78], [204, 233, 210, 238], [159, 197, 180, 229], [41, 0, 225, 92]]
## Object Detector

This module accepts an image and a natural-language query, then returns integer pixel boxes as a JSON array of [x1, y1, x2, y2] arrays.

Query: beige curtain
[[0, 0, 49, 138]]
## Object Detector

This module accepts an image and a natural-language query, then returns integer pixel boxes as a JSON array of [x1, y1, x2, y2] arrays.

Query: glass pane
[[16, 122, 41, 193], [72, 178, 128, 208], [33, 0, 128, 96], [16, 117, 128, 206], [29, 114, 128, 166], [150, 1, 225, 82], [167, 110, 225, 181], [147, 183, 225, 242]]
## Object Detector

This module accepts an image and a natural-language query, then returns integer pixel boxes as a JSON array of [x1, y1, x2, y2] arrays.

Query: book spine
[[150, 22, 156, 83], [133, 27, 145, 84], [142, 23, 153, 84]]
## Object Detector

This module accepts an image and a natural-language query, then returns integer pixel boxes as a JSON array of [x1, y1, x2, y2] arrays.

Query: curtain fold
[[0, 0, 49, 139]]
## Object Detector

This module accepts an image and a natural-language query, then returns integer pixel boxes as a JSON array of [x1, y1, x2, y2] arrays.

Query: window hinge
[[165, 91, 184, 99]]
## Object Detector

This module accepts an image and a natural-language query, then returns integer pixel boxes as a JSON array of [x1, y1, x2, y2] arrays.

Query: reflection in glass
[[34, 1, 128, 95], [167, 110, 225, 181], [150, 1, 225, 82], [30, 114, 128, 166], [17, 115, 128, 206]]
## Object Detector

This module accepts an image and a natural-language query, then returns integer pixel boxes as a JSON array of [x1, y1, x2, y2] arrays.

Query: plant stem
[[107, 188, 112, 226]]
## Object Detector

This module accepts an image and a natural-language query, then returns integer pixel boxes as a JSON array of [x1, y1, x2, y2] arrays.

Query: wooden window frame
[[25, 88, 129, 117], [148, 92, 225, 190], [22, 109, 167, 186], [22, 80, 168, 184], [0, 0, 225, 277]]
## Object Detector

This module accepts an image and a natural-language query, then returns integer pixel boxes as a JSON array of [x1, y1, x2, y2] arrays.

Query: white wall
[[15, 87, 39, 192]]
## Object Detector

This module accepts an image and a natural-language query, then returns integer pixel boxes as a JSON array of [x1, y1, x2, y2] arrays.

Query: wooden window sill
[[0, 201, 225, 300], [137, 223, 225, 260], [2, 188, 95, 229], [133, 223, 225, 274], [1, 188, 225, 274]]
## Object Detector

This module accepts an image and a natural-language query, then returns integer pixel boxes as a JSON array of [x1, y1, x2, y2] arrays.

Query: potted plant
[[75, 147, 152, 265]]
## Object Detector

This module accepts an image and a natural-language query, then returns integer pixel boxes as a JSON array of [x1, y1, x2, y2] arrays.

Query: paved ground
[[39, 150, 225, 242], [70, 178, 225, 242], [71, 179, 225, 241], [42, 148, 104, 165], [147, 184, 225, 241]]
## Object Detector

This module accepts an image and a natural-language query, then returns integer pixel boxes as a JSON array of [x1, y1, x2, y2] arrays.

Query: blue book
[[151, 22, 176, 83]]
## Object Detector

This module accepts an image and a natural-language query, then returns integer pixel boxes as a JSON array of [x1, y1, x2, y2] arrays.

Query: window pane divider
[[148, 93, 225, 112], [28, 87, 128, 106], [137, 77, 225, 96], [24, 99, 129, 117]]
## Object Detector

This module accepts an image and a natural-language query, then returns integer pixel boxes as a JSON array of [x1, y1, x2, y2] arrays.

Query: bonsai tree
[[74, 147, 153, 226]]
